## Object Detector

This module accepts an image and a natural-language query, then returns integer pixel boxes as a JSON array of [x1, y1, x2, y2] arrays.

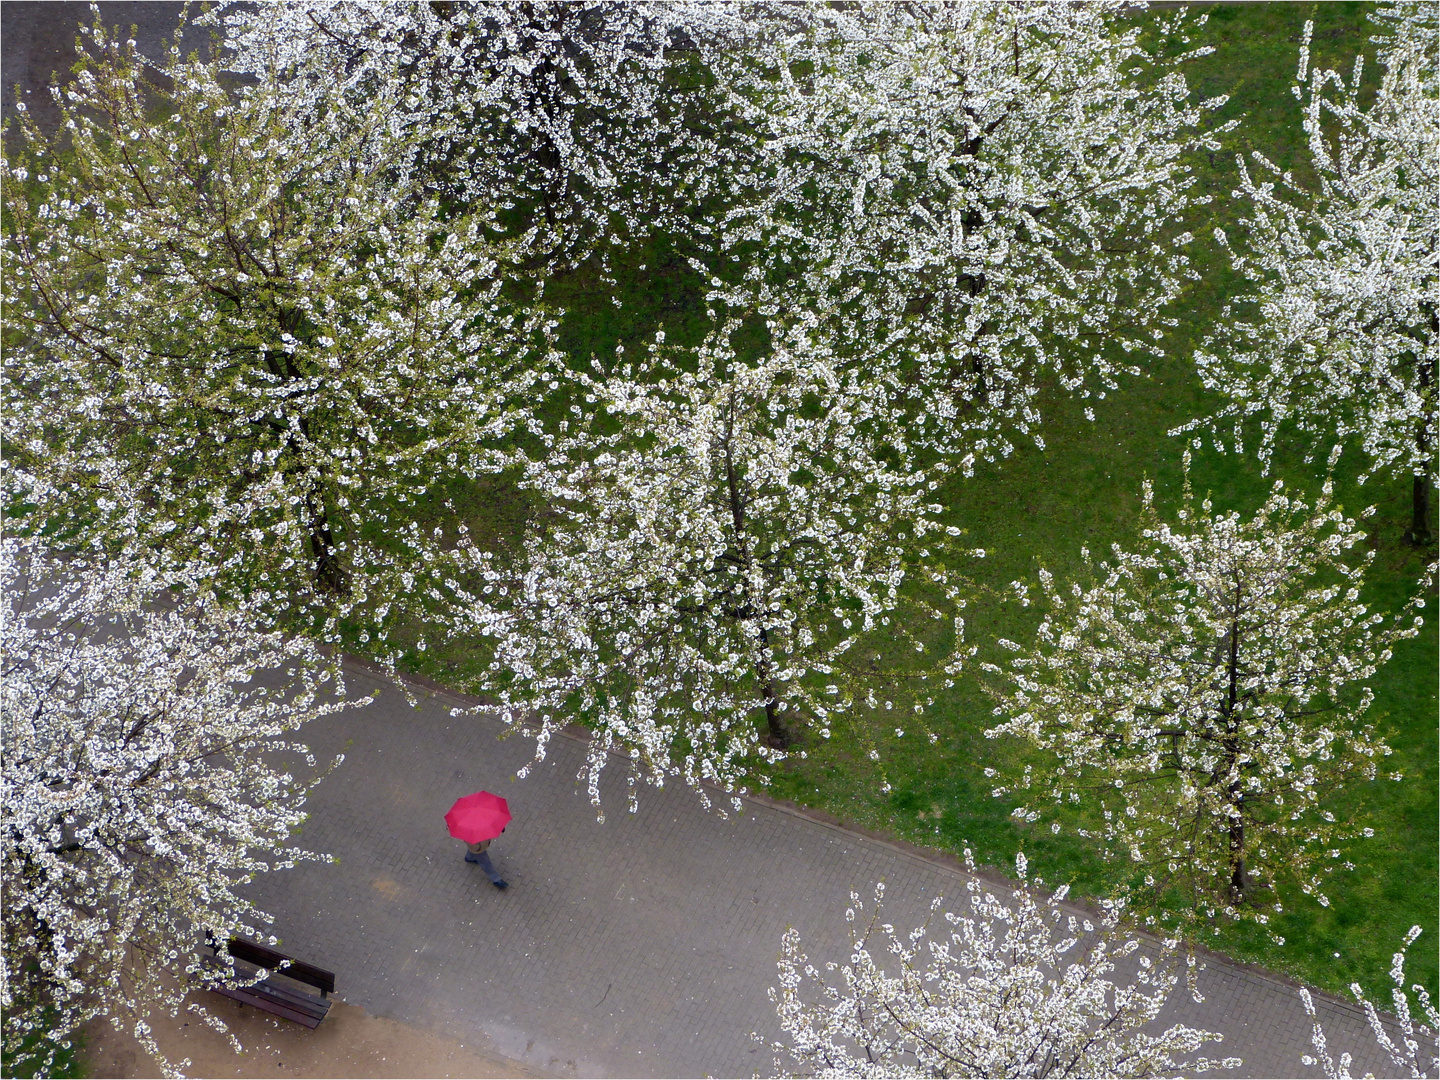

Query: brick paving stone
[[226, 663, 1416, 1079]]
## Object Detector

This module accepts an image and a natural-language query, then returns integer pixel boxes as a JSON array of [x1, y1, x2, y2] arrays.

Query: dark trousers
[[466, 849, 503, 884]]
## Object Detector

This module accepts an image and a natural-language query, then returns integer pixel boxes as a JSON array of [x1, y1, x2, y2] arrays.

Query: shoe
[[464, 854, 480, 864], [493, 879, 508, 890]]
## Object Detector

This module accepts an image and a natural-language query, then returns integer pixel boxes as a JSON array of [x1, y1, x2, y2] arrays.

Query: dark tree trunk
[[723, 404, 790, 749], [757, 625, 788, 749], [1413, 472, 1432, 547], [1414, 310, 1436, 546], [307, 493, 346, 595], [1223, 592, 1249, 903], [762, 683, 786, 747], [1228, 801, 1250, 904]]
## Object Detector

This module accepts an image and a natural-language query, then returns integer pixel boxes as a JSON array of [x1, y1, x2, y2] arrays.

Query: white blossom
[[1179, 3, 1438, 542], [0, 537, 356, 1078], [985, 458, 1423, 933], [1300, 926, 1439, 1079], [767, 851, 1239, 1078]]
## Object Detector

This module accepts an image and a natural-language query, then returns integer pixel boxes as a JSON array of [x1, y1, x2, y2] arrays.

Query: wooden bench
[[200, 936, 335, 1029]]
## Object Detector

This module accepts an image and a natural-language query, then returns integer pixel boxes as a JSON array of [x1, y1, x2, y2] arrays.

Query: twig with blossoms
[[767, 850, 1240, 1078], [0, 537, 360, 1078]]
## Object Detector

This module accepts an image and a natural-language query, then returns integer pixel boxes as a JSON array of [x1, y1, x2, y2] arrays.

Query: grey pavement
[[2, 2, 209, 135], [239, 660, 1408, 1079]]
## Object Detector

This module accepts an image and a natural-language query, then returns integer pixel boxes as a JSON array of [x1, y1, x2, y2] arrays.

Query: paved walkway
[[240, 661, 1405, 1079], [1, 2, 213, 135]]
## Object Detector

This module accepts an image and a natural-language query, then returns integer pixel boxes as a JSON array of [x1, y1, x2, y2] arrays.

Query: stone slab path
[[241, 662, 1404, 1079]]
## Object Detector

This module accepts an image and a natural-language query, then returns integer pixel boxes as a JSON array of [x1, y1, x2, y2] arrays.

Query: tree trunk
[[1414, 312, 1435, 546], [1223, 593, 1249, 903], [722, 406, 790, 749], [1228, 805, 1250, 904], [1413, 472, 1432, 547], [758, 626, 788, 749], [762, 682, 787, 748], [307, 492, 346, 595]]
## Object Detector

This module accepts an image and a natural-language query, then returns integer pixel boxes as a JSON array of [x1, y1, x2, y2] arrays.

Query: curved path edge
[[229, 654, 1413, 1078]]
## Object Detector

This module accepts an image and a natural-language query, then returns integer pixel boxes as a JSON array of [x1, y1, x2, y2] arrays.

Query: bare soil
[[82, 992, 547, 1079]]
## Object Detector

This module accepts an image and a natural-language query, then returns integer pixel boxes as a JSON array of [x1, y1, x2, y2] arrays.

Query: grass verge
[[386, 1, 1436, 1006]]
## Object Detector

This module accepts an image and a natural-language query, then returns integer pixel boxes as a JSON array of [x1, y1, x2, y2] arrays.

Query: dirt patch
[[82, 992, 548, 1079]]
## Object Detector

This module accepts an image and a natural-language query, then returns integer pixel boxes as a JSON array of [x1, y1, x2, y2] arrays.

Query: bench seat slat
[[206, 977, 330, 1023], [208, 985, 328, 1029], [222, 977, 329, 1020], [199, 957, 326, 1011], [198, 948, 333, 1028], [218, 982, 328, 1021]]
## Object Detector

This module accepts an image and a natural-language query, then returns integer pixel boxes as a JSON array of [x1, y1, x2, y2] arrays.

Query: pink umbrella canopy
[[445, 791, 511, 844]]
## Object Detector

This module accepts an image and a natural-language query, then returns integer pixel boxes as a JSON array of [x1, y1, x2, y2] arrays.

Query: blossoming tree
[[0, 537, 356, 1078], [1180, 4, 1438, 543], [202, 0, 740, 274], [455, 325, 973, 816], [767, 852, 1238, 1078], [1299, 925, 1439, 1079], [984, 460, 1423, 934], [705, 1, 1232, 472], [1, 20, 554, 658]]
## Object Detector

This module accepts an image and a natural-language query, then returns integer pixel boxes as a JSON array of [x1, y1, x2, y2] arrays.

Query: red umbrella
[[445, 791, 511, 844]]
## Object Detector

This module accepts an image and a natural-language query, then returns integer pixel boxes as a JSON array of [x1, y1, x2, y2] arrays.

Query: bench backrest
[[209, 935, 336, 996]]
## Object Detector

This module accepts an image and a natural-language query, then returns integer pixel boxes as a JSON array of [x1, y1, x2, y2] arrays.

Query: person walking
[[465, 835, 508, 890], [445, 790, 512, 891]]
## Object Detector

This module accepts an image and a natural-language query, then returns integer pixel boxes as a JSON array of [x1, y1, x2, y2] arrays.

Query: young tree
[[984, 459, 1423, 933], [1, 537, 356, 1078], [454, 325, 973, 816], [1178, 4, 1439, 543], [1, 19, 554, 657], [202, 0, 740, 273], [1300, 926, 1439, 1079], [767, 852, 1238, 1078], [704, 1, 1232, 473]]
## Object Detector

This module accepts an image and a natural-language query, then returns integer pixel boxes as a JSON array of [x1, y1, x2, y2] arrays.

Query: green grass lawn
[[389, 2, 1436, 1005], [762, 1, 1439, 1004], [2, 1017, 86, 1079]]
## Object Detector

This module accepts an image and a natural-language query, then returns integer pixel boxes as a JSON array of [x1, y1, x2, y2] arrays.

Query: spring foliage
[[704, 1, 1232, 471], [202, 0, 738, 273], [214, 2, 1237, 470], [984, 459, 1423, 933], [4, 2, 1249, 811], [454, 325, 974, 816], [1, 18, 556, 662], [768, 853, 1237, 1078], [1, 4, 1433, 1070], [0, 538, 354, 1078], [425, 0, 1238, 808], [1181, 4, 1438, 501]]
